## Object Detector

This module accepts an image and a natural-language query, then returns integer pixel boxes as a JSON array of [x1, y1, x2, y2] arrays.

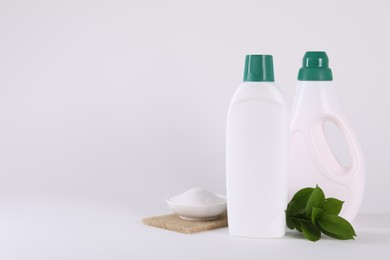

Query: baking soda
[[170, 188, 225, 206]]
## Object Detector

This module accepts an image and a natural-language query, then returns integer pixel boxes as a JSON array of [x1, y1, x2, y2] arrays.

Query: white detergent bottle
[[226, 55, 288, 238], [289, 51, 365, 222]]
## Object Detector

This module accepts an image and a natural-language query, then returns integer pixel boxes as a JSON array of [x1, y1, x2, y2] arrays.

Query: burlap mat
[[143, 213, 228, 234]]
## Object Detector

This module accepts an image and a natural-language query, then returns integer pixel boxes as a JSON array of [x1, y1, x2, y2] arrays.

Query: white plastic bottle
[[226, 55, 288, 238], [289, 51, 365, 222]]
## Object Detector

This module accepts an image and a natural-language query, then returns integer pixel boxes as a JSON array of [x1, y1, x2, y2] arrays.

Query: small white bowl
[[166, 195, 227, 221]]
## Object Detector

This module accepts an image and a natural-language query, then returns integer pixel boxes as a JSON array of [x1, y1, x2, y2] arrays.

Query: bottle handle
[[310, 114, 362, 183]]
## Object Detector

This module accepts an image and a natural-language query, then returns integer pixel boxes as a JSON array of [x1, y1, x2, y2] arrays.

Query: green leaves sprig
[[286, 185, 356, 242]]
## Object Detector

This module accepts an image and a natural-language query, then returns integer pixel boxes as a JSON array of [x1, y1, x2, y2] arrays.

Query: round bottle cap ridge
[[243, 54, 274, 82], [298, 51, 333, 81]]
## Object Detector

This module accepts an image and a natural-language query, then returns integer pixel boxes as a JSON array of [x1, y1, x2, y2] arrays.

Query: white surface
[[1, 0, 390, 259], [1, 198, 389, 260], [290, 81, 365, 222], [226, 82, 288, 238]]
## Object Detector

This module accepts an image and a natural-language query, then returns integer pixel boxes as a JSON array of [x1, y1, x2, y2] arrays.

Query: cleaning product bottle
[[289, 51, 365, 222], [226, 55, 288, 238]]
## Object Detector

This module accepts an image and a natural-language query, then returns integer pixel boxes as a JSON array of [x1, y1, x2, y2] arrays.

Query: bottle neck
[[291, 80, 340, 117]]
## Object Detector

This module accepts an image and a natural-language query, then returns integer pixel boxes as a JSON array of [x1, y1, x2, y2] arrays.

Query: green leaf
[[286, 214, 295, 230], [286, 187, 314, 216], [322, 198, 344, 215], [292, 218, 303, 232], [285, 185, 356, 242], [301, 220, 321, 242], [318, 215, 357, 240], [305, 185, 325, 217], [311, 207, 324, 225]]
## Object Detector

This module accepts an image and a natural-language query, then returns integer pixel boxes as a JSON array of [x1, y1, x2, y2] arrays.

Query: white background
[[1, 0, 390, 259]]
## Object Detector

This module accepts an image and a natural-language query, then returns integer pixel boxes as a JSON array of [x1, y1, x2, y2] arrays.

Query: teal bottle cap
[[243, 55, 274, 82], [298, 51, 333, 81]]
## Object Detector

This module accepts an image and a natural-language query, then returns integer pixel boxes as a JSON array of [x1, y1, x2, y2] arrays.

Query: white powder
[[170, 187, 225, 206]]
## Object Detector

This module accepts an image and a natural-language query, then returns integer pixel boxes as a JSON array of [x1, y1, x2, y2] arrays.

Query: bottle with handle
[[226, 55, 288, 238], [289, 51, 365, 222]]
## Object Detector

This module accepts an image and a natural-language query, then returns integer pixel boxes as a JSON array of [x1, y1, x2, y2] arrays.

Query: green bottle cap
[[243, 55, 274, 82], [298, 51, 333, 81]]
